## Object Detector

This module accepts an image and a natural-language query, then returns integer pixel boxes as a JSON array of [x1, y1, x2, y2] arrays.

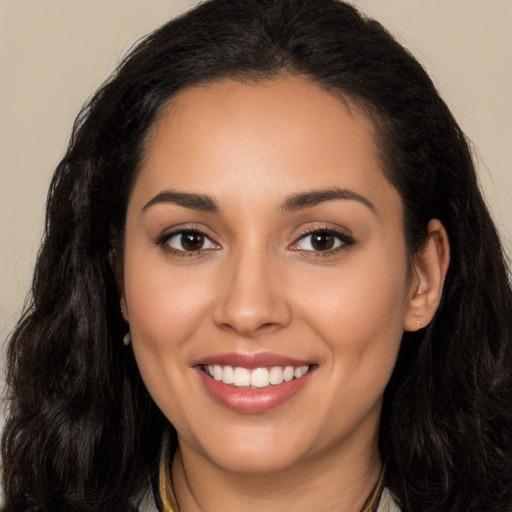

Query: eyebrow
[[142, 187, 375, 215], [280, 187, 376, 213], [142, 190, 221, 213]]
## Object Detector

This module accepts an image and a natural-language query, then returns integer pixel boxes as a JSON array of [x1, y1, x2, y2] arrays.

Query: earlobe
[[404, 219, 450, 332], [120, 296, 129, 322]]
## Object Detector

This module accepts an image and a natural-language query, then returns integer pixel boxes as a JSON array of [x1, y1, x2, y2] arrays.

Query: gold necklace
[[158, 452, 179, 512], [159, 456, 384, 512], [159, 454, 179, 512], [360, 465, 385, 512]]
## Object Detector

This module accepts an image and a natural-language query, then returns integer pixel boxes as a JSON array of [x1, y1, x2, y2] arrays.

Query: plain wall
[[1, 0, 511, 353]]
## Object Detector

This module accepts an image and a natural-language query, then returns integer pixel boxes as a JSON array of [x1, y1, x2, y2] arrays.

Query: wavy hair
[[3, 0, 511, 510]]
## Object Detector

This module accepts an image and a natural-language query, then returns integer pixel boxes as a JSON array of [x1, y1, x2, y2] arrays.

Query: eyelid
[[154, 223, 354, 257], [155, 224, 221, 255], [289, 225, 355, 254]]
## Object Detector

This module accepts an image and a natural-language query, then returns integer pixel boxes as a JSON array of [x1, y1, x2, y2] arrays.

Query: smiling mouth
[[202, 364, 311, 389]]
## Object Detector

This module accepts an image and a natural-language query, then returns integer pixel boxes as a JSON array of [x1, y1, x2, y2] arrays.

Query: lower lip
[[196, 367, 314, 414]]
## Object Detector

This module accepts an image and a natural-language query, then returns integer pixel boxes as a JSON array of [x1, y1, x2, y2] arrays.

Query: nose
[[213, 247, 292, 337]]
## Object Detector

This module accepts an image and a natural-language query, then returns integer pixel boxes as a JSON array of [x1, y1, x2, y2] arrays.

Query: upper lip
[[195, 352, 312, 369]]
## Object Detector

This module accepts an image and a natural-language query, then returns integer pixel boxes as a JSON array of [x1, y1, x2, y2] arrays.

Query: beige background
[[1, 0, 511, 353]]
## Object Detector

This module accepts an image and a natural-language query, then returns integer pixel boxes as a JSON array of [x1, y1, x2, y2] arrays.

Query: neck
[[171, 438, 382, 512]]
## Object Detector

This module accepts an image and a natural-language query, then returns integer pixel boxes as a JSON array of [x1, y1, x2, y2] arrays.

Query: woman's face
[[122, 75, 417, 474]]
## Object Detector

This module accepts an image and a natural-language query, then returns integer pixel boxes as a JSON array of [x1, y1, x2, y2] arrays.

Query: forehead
[[133, 75, 399, 218]]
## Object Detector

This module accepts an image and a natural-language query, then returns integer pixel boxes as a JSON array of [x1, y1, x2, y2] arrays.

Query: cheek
[[125, 250, 213, 338], [121, 249, 213, 390], [300, 254, 409, 372], [122, 261, 208, 425]]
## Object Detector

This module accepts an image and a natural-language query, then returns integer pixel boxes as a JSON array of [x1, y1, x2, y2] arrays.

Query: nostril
[[212, 268, 292, 335]]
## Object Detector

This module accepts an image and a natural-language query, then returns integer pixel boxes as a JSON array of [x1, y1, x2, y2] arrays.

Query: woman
[[2, 0, 511, 511]]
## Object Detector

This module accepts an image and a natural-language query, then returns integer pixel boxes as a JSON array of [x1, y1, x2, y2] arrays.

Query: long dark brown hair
[[3, 1, 511, 510]]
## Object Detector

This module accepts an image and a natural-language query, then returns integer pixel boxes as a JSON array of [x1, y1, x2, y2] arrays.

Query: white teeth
[[213, 365, 223, 381], [294, 365, 309, 378], [205, 364, 310, 388], [222, 365, 234, 384], [269, 366, 284, 385], [233, 367, 251, 387], [251, 368, 270, 388], [283, 366, 295, 382]]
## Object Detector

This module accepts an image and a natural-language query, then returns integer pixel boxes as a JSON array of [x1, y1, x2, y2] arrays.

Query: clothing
[[378, 489, 402, 512], [137, 486, 402, 511]]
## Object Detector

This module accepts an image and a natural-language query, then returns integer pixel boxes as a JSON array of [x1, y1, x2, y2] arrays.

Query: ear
[[120, 295, 129, 322], [404, 219, 450, 332]]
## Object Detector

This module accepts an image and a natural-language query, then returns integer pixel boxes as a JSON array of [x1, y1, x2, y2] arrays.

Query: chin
[[210, 450, 305, 475], [188, 425, 312, 475]]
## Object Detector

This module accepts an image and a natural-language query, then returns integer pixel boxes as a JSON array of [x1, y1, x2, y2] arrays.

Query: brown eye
[[163, 230, 218, 252], [293, 229, 353, 254], [181, 231, 205, 251], [310, 232, 335, 251]]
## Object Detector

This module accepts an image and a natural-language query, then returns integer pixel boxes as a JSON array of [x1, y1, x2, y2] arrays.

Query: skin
[[121, 75, 449, 511]]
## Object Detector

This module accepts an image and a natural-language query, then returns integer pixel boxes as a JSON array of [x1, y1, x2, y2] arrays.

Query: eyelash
[[291, 227, 355, 256], [156, 227, 219, 257], [156, 226, 355, 257]]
